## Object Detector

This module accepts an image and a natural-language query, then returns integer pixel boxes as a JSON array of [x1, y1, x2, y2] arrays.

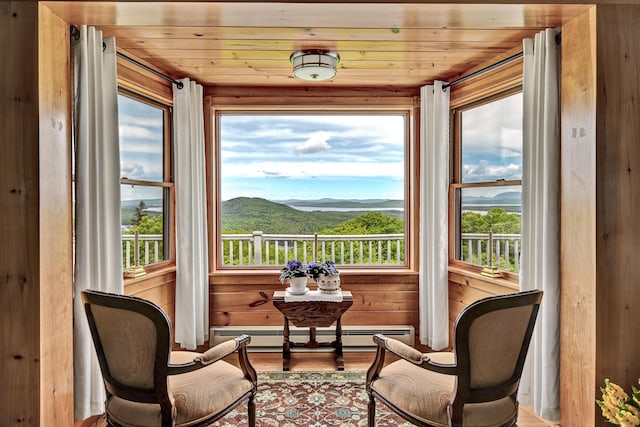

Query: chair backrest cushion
[[453, 289, 542, 403], [82, 290, 173, 401], [92, 304, 158, 389], [468, 304, 534, 389]]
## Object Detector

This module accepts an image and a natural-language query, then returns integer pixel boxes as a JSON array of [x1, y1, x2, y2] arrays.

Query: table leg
[[282, 317, 291, 371], [334, 315, 345, 371], [308, 326, 318, 348]]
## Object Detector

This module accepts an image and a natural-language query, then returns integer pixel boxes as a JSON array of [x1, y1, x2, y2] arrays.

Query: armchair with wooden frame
[[81, 289, 257, 427], [366, 289, 543, 427]]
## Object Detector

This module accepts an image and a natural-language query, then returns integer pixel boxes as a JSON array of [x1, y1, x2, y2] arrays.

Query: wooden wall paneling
[[116, 52, 173, 103], [204, 85, 419, 108], [449, 46, 523, 109], [594, 4, 640, 426], [38, 5, 74, 425], [447, 271, 519, 349], [210, 310, 419, 329], [125, 270, 177, 329], [206, 86, 419, 99], [209, 275, 421, 340], [560, 7, 597, 427], [1, 1, 41, 423], [124, 269, 176, 297]]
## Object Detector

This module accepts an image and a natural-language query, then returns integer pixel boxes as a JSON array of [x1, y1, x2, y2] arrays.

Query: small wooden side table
[[272, 290, 353, 371]]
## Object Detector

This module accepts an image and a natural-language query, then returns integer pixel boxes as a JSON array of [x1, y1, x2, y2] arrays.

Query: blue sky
[[219, 114, 406, 201], [117, 93, 523, 203], [118, 94, 164, 201], [460, 92, 523, 185]]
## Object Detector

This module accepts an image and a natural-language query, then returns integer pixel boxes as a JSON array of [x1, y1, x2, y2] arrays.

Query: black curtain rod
[[70, 25, 183, 90], [442, 30, 561, 90], [442, 52, 523, 90], [116, 51, 184, 90]]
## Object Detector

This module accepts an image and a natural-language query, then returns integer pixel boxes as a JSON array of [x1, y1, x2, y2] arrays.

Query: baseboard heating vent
[[210, 325, 414, 351]]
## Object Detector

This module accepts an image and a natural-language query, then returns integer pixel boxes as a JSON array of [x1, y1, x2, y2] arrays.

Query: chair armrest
[[168, 334, 253, 376], [197, 338, 240, 365], [383, 335, 424, 363], [371, 334, 458, 376]]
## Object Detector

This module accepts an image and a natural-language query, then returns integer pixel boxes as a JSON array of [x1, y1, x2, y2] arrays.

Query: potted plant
[[306, 260, 341, 294], [279, 260, 308, 294]]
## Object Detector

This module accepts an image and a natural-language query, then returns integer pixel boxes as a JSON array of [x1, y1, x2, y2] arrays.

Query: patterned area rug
[[211, 371, 415, 427]]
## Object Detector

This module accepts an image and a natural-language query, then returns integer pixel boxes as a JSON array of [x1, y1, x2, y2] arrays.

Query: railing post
[[253, 231, 263, 265]]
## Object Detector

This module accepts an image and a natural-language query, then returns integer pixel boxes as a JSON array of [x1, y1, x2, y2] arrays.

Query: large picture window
[[451, 89, 522, 274], [118, 92, 174, 271], [216, 111, 409, 269]]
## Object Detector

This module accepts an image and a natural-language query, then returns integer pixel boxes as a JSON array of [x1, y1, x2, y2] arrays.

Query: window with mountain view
[[451, 90, 523, 273], [216, 112, 408, 269], [118, 92, 173, 271]]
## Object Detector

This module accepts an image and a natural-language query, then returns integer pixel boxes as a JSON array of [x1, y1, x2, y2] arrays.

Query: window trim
[[448, 86, 523, 280], [118, 88, 176, 274], [211, 107, 417, 274]]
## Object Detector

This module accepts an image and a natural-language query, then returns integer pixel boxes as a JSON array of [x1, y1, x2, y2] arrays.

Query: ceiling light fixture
[[290, 50, 340, 82]]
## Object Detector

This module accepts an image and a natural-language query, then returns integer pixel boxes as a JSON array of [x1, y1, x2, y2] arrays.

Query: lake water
[[289, 206, 404, 212]]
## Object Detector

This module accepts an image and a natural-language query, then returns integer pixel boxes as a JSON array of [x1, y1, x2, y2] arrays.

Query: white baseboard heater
[[210, 325, 415, 352]]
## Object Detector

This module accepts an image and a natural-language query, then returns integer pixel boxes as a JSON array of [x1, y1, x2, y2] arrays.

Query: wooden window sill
[[448, 264, 519, 293], [124, 263, 176, 287]]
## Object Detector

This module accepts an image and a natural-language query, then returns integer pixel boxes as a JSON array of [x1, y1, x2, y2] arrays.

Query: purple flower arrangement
[[279, 259, 339, 283]]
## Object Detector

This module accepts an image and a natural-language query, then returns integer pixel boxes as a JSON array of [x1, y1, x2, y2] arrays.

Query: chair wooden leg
[[368, 395, 376, 427], [247, 396, 256, 427]]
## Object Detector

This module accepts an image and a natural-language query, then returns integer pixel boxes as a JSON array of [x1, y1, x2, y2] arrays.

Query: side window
[[451, 90, 522, 274], [118, 92, 174, 271], [216, 111, 409, 270]]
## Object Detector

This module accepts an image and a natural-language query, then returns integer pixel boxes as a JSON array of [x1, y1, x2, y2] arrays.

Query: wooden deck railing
[[122, 231, 521, 272], [122, 233, 163, 269], [460, 233, 521, 272], [220, 232, 405, 267]]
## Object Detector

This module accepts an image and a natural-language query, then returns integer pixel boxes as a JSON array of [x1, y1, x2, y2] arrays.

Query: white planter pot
[[316, 273, 341, 294], [288, 276, 308, 293]]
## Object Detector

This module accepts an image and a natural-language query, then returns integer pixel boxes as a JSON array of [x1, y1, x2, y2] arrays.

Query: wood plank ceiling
[[44, 2, 592, 88]]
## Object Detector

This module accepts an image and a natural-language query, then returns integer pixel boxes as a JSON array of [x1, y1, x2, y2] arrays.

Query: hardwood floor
[[76, 351, 557, 427]]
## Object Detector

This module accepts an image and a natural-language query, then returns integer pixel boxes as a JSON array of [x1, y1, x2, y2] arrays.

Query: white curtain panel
[[419, 82, 450, 350], [72, 26, 123, 419], [519, 28, 561, 421], [173, 78, 209, 350]]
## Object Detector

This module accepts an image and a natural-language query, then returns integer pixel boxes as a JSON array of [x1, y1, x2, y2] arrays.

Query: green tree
[[320, 212, 405, 264], [460, 208, 521, 271], [321, 211, 404, 235], [461, 208, 520, 234], [134, 215, 163, 234], [133, 200, 148, 225], [123, 215, 164, 267]]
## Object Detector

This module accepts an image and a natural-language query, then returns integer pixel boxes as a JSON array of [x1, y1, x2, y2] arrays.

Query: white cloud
[[294, 131, 332, 155], [463, 160, 521, 182], [223, 160, 402, 179], [121, 162, 146, 179], [261, 170, 289, 179], [119, 124, 157, 140]]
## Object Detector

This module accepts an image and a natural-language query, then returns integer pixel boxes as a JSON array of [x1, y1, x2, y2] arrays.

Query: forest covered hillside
[[221, 197, 402, 234]]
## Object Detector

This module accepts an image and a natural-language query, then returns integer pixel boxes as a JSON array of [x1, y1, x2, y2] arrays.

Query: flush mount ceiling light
[[290, 50, 340, 82]]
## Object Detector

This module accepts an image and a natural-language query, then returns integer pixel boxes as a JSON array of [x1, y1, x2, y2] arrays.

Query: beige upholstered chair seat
[[371, 357, 517, 427], [106, 358, 253, 427]]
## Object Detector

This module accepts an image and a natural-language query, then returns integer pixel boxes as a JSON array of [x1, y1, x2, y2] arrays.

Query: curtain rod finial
[[70, 25, 80, 41]]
